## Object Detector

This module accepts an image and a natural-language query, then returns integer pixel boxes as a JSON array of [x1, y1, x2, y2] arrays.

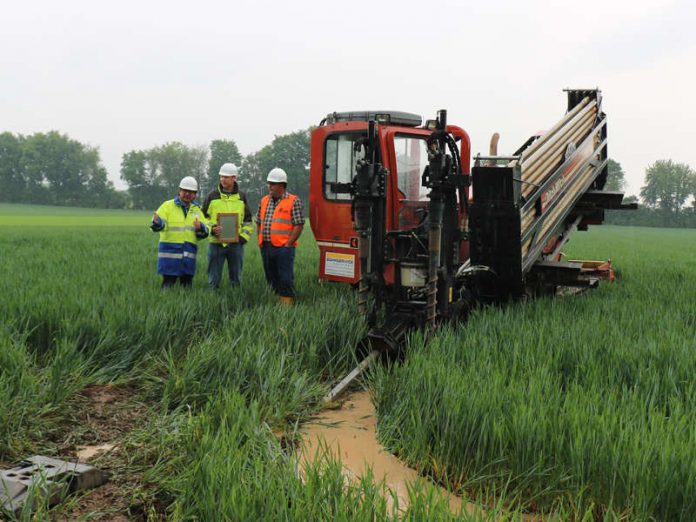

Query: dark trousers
[[207, 243, 244, 288], [260, 244, 296, 297], [162, 274, 193, 288]]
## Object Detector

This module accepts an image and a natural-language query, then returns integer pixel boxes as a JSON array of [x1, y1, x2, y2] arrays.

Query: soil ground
[[47, 384, 163, 521]]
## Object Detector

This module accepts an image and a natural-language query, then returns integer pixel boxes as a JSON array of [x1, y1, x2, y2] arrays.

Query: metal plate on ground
[[1, 455, 108, 515]]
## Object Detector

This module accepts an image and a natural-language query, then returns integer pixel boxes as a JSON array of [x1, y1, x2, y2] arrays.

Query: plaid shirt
[[256, 192, 304, 243]]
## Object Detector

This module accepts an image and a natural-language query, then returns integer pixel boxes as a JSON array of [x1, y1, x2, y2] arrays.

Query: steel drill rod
[[520, 131, 601, 255], [522, 97, 591, 158], [323, 350, 379, 403], [521, 111, 594, 186], [523, 154, 596, 241], [521, 207, 535, 232], [521, 145, 583, 235], [521, 115, 596, 199], [510, 96, 591, 168], [520, 100, 596, 173], [523, 124, 600, 206], [536, 164, 596, 241], [521, 110, 596, 191], [522, 111, 595, 184], [522, 238, 531, 258], [522, 163, 596, 261]]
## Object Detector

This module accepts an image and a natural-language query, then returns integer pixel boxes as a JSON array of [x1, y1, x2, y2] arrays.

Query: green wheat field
[[1, 202, 695, 520]]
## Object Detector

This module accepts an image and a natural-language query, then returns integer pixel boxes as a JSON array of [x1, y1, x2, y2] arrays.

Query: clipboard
[[217, 213, 239, 243]]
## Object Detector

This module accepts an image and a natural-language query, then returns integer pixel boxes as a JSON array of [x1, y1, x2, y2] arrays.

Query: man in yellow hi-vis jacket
[[150, 176, 209, 288], [202, 163, 253, 288]]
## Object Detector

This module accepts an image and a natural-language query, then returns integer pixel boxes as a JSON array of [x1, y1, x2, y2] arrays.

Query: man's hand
[[152, 212, 161, 224], [212, 225, 222, 238], [193, 217, 201, 231]]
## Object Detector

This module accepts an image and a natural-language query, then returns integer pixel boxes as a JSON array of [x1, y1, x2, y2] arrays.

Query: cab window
[[324, 133, 365, 201], [393, 135, 429, 230]]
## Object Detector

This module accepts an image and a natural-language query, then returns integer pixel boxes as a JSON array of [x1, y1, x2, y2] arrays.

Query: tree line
[[1, 129, 694, 227], [121, 130, 310, 211], [604, 159, 696, 228], [0, 131, 124, 208], [0, 129, 310, 212]]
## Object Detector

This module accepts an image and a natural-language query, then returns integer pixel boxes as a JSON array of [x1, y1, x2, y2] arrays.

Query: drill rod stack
[[469, 89, 609, 300], [515, 91, 606, 266]]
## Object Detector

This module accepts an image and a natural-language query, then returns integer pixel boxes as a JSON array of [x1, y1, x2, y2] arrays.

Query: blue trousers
[[260, 244, 296, 297], [207, 243, 244, 288], [162, 274, 193, 288]]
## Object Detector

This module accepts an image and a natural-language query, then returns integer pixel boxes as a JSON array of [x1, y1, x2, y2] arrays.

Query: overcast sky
[[2, 0, 694, 195]]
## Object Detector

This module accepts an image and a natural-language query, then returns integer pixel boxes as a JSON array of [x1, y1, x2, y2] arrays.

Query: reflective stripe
[[316, 241, 351, 248], [158, 252, 184, 259], [272, 218, 292, 224], [183, 251, 197, 259], [168, 226, 196, 232], [273, 230, 291, 235]]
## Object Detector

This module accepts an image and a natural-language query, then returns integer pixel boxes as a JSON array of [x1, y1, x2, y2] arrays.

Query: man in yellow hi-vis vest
[[202, 163, 253, 288], [256, 167, 304, 304], [150, 176, 209, 288]]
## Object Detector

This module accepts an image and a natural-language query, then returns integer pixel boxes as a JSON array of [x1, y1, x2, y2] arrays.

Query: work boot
[[279, 296, 294, 306]]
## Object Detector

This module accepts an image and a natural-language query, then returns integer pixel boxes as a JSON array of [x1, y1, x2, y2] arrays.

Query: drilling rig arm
[[468, 89, 621, 300]]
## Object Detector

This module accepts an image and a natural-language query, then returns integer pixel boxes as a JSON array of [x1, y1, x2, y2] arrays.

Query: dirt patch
[[57, 483, 132, 522], [47, 384, 162, 521], [73, 384, 145, 442], [298, 390, 475, 516]]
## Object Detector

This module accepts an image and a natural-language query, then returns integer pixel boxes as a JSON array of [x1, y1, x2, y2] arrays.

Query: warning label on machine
[[325, 252, 355, 278]]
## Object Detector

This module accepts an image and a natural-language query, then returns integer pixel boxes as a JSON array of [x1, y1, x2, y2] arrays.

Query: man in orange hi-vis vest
[[256, 167, 305, 305]]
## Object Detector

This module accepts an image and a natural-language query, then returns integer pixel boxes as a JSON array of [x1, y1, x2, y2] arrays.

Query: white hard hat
[[219, 163, 239, 177], [267, 167, 287, 184], [179, 176, 198, 191]]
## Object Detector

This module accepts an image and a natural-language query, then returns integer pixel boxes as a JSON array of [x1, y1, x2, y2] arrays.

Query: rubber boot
[[279, 296, 294, 306]]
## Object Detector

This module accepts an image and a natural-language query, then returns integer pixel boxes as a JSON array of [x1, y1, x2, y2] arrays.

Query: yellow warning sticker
[[325, 252, 355, 278]]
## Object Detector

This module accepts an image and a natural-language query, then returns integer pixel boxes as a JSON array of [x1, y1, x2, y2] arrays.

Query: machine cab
[[309, 111, 471, 284]]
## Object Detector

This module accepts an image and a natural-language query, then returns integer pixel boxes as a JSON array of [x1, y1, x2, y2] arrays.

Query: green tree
[[18, 131, 117, 207], [240, 152, 265, 210], [0, 132, 26, 201], [121, 150, 165, 209], [639, 160, 695, 213], [208, 139, 242, 183], [0, 130, 129, 209], [153, 142, 208, 192], [120, 142, 209, 209], [604, 158, 626, 192], [242, 129, 311, 211], [23, 132, 84, 205]]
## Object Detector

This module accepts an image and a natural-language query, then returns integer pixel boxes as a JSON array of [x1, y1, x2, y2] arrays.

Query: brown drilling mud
[[299, 390, 475, 516]]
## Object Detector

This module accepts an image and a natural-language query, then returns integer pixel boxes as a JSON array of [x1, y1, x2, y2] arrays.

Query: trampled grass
[[1, 204, 475, 519], [1, 203, 693, 520]]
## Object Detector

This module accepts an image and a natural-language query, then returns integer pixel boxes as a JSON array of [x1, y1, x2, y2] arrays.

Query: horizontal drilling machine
[[308, 89, 636, 399]]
